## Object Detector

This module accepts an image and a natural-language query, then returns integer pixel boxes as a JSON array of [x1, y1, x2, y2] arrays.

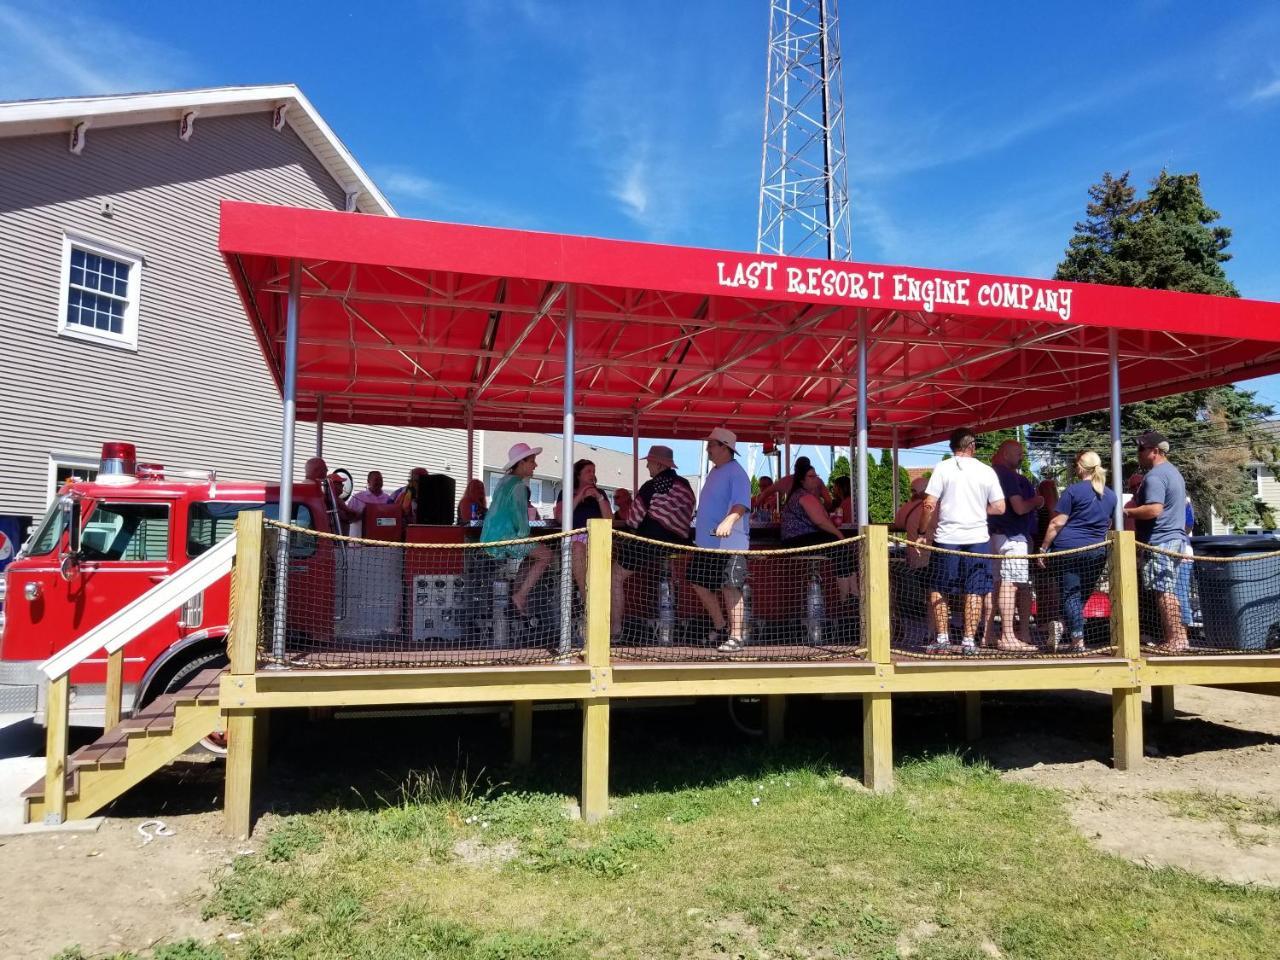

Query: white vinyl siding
[[0, 113, 469, 521]]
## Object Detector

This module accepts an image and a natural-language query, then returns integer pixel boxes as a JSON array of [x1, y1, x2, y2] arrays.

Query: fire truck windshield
[[23, 499, 68, 557]]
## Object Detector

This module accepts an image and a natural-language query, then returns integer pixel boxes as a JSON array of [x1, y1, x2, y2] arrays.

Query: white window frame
[[1250, 464, 1265, 498], [47, 452, 100, 504], [56, 231, 143, 351]]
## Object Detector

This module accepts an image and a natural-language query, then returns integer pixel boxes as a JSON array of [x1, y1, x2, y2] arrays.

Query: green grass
[[54, 746, 1280, 959], [177, 750, 1280, 960]]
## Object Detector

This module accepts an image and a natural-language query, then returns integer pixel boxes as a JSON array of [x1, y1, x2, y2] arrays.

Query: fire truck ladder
[[22, 533, 236, 825], [22, 668, 224, 823]]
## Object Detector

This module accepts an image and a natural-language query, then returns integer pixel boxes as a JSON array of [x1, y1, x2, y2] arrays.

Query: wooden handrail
[[39, 532, 238, 681]]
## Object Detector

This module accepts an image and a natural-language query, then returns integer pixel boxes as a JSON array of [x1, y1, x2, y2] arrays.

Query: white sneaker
[[960, 638, 978, 656], [926, 637, 951, 653], [717, 636, 745, 653]]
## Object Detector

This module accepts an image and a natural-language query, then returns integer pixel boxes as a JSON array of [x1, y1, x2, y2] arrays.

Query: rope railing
[[243, 516, 1280, 671], [257, 523, 583, 668], [610, 531, 867, 662], [1135, 540, 1280, 654], [887, 536, 1115, 659]]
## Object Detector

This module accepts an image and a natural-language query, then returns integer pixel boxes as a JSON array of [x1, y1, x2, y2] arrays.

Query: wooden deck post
[[43, 674, 70, 825], [581, 518, 612, 822], [1109, 530, 1143, 769], [225, 511, 264, 838], [1151, 685, 1175, 724], [961, 691, 982, 741], [104, 648, 124, 731], [512, 700, 533, 765], [765, 694, 786, 745], [860, 525, 894, 792]]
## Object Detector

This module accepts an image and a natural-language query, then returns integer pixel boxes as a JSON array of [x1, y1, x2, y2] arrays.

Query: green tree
[[1037, 170, 1275, 530], [830, 454, 850, 481]]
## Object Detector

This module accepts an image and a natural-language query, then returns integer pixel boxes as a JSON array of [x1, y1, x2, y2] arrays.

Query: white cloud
[[612, 159, 651, 220], [1250, 75, 1280, 102], [373, 165, 537, 228], [0, 2, 186, 100]]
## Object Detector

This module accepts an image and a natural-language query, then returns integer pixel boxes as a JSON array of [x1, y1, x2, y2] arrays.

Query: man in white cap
[[611, 445, 695, 637], [689, 428, 752, 652]]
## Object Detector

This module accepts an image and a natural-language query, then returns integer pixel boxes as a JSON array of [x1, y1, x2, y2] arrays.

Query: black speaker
[[415, 473, 457, 525]]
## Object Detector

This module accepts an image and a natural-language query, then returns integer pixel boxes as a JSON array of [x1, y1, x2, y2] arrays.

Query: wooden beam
[[861, 526, 894, 792], [1109, 531, 1143, 769], [581, 697, 609, 823], [43, 675, 69, 824], [512, 700, 533, 766], [224, 709, 256, 839], [1112, 687, 1143, 770], [765, 695, 786, 745], [229, 511, 265, 675], [1151, 685, 1176, 724], [862, 692, 893, 792], [104, 649, 124, 730], [581, 519, 612, 821], [961, 691, 982, 741]]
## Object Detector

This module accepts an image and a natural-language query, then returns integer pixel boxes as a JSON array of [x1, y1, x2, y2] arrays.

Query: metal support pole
[[783, 423, 792, 479], [465, 403, 475, 482], [856, 309, 869, 527], [272, 260, 301, 662], [560, 286, 576, 652], [631, 411, 640, 496], [1108, 329, 1124, 529], [891, 427, 900, 514], [314, 395, 324, 458]]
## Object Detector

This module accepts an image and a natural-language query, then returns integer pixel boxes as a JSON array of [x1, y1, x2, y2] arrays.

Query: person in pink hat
[[481, 441, 552, 618]]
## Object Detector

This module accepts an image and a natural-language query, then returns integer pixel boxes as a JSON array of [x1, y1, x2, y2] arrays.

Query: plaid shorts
[[1141, 536, 1185, 593]]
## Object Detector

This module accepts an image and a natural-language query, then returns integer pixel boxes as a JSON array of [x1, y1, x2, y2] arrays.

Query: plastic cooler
[[1190, 535, 1280, 651]]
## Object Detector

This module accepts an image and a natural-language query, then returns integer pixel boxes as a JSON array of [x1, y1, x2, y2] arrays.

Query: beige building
[[481, 431, 637, 518], [0, 85, 472, 529]]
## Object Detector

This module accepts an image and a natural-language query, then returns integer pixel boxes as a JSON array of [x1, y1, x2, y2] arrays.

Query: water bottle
[[492, 578, 510, 649], [806, 574, 826, 645], [470, 502, 479, 526], [657, 574, 675, 646]]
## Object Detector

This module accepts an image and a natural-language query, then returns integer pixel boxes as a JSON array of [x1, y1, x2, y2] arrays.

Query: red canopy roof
[[219, 201, 1280, 447]]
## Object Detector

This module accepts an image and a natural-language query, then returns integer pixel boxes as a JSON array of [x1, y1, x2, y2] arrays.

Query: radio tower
[[756, 0, 852, 261]]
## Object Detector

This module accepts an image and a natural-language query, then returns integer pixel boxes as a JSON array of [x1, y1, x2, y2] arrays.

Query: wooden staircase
[[23, 668, 225, 824]]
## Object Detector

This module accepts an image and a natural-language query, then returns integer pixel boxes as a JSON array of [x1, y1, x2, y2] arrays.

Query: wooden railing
[[37, 531, 238, 824]]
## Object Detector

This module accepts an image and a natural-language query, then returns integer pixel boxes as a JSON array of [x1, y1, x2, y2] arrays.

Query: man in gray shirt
[[1123, 431, 1189, 651]]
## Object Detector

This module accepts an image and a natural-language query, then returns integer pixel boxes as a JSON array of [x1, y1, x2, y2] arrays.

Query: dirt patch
[[451, 836, 520, 866], [0, 807, 245, 960], [992, 685, 1280, 886]]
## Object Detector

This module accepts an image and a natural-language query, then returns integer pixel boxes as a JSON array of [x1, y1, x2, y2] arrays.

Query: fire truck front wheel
[[154, 648, 229, 755]]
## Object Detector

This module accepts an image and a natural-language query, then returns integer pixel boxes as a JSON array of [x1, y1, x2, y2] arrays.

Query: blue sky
[[3, 0, 1279, 474]]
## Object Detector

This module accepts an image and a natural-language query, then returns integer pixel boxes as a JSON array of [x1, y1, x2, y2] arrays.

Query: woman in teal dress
[[481, 442, 552, 616]]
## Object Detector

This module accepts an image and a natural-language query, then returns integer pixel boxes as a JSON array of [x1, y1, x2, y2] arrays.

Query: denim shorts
[[928, 542, 994, 596]]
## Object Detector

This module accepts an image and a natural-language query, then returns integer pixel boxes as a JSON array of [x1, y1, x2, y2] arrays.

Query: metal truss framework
[[248, 259, 1280, 448], [757, 0, 852, 262]]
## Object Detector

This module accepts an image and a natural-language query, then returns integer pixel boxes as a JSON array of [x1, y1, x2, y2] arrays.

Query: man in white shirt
[[916, 428, 1007, 655], [343, 470, 394, 537]]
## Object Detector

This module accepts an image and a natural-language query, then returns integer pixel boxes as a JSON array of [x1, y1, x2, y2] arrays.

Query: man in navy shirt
[[1124, 431, 1189, 651], [985, 440, 1043, 651]]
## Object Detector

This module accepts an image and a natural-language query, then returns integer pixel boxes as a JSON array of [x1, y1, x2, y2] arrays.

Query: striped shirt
[[627, 468, 695, 542]]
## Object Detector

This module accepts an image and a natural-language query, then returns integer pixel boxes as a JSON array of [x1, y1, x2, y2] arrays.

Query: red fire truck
[[0, 442, 340, 736]]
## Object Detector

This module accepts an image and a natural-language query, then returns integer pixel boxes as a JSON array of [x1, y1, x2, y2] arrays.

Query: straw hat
[[504, 442, 543, 471], [704, 427, 738, 453], [643, 444, 676, 469]]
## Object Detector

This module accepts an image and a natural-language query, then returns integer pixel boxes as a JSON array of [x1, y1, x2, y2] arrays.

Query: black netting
[[1136, 542, 1280, 655], [258, 523, 581, 667], [610, 533, 865, 662], [889, 537, 1114, 659]]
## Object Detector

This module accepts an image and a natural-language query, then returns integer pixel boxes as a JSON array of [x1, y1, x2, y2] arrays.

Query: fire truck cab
[[0, 442, 337, 729]]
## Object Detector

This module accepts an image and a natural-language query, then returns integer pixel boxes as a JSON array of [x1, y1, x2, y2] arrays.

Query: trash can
[[1190, 535, 1280, 651]]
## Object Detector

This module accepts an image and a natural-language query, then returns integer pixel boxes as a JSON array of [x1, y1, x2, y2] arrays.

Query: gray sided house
[[0, 85, 472, 538]]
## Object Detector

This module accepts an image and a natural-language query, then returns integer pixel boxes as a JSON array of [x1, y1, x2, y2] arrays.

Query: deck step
[[23, 667, 226, 817]]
